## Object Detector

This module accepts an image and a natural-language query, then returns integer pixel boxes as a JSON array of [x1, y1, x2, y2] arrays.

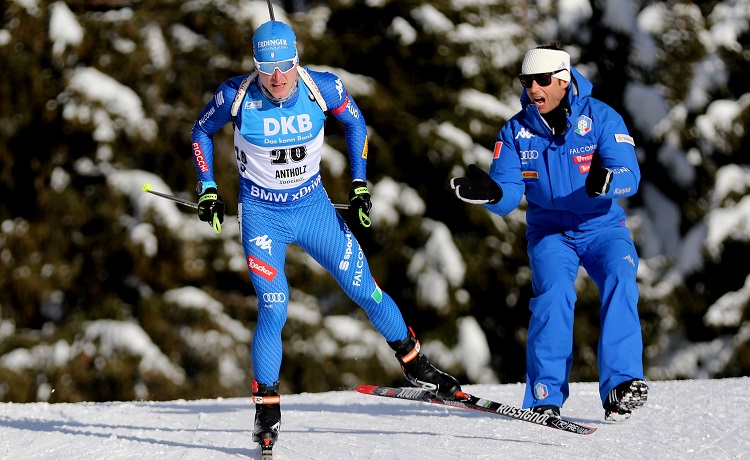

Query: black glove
[[450, 164, 503, 204], [585, 152, 613, 197], [198, 188, 224, 233], [349, 180, 372, 228]]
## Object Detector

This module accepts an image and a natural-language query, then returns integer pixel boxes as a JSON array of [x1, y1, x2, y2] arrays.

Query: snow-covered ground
[[1, 378, 747, 459]]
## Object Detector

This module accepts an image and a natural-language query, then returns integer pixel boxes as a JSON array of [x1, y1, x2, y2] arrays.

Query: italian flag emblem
[[371, 279, 383, 303]]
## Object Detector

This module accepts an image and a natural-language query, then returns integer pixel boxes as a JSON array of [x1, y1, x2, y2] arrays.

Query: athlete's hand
[[349, 180, 372, 228], [450, 164, 503, 204], [585, 151, 613, 197], [198, 188, 224, 233]]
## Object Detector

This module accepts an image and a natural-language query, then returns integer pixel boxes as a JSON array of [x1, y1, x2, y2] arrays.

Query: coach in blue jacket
[[451, 44, 648, 421]]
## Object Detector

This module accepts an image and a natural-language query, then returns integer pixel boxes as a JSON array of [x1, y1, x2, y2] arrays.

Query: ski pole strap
[[358, 208, 371, 228], [211, 213, 221, 234]]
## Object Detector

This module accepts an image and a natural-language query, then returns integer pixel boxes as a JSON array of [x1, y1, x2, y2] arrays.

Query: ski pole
[[142, 183, 350, 227], [142, 183, 199, 209], [141, 183, 221, 234]]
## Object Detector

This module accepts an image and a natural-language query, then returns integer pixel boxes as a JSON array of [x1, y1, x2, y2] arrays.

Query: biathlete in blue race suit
[[190, 20, 463, 447], [451, 44, 648, 422]]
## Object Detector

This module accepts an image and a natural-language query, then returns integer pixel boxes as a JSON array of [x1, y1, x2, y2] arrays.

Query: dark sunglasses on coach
[[518, 69, 567, 88]]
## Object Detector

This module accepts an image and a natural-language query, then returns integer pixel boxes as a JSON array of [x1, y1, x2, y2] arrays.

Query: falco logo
[[249, 235, 273, 255], [247, 255, 277, 281], [515, 127, 535, 139]]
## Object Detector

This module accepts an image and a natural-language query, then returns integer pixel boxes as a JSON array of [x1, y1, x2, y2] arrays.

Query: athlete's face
[[526, 78, 569, 114], [258, 65, 298, 99]]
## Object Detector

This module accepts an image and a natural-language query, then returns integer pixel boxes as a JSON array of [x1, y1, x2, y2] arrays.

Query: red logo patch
[[493, 142, 502, 159], [192, 142, 209, 173], [247, 255, 278, 281]]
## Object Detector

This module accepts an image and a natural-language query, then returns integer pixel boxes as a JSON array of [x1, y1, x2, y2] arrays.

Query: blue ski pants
[[523, 226, 645, 408], [239, 184, 408, 386]]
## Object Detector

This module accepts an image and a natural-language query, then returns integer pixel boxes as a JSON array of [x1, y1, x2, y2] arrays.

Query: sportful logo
[[515, 127, 535, 139], [249, 235, 273, 255], [339, 228, 354, 271]]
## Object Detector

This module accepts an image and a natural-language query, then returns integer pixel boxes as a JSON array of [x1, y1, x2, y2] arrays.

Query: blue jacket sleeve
[[190, 76, 242, 189], [594, 105, 640, 199], [484, 125, 525, 216], [309, 70, 369, 182]]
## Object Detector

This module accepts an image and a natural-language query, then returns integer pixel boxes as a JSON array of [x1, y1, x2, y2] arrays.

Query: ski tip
[[142, 183, 152, 193], [356, 384, 378, 394]]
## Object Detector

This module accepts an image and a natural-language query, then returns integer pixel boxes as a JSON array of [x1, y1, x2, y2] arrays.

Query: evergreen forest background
[[1, 0, 749, 403]]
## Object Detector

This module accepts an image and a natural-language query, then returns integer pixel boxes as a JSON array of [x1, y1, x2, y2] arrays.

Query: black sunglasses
[[518, 69, 567, 88]]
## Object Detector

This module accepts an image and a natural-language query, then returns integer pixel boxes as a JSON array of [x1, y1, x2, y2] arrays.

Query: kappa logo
[[249, 235, 273, 255], [335, 78, 344, 100], [515, 127, 535, 139], [623, 254, 635, 267]]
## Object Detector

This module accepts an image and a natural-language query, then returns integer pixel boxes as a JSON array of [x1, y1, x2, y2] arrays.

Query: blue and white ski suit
[[485, 68, 645, 408], [191, 69, 408, 386]]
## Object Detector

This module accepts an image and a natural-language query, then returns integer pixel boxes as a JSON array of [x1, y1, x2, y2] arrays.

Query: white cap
[[521, 48, 571, 82]]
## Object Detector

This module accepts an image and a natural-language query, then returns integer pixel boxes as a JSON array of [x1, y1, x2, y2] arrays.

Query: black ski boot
[[604, 379, 648, 421], [252, 380, 281, 448], [388, 328, 464, 400]]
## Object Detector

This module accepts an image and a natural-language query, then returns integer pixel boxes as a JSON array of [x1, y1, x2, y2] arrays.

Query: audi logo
[[262, 293, 287, 302], [520, 150, 539, 160]]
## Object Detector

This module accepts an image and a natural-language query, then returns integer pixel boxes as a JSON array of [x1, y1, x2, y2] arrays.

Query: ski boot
[[388, 327, 464, 400], [604, 379, 648, 421], [531, 405, 561, 419], [252, 380, 281, 457]]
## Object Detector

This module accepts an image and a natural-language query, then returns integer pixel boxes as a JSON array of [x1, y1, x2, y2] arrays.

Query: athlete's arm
[[309, 70, 369, 182]]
